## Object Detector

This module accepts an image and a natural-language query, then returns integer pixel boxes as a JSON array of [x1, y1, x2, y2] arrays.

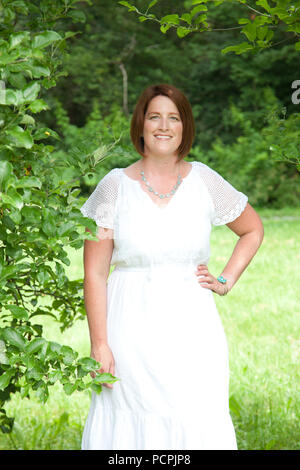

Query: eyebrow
[[147, 111, 180, 116]]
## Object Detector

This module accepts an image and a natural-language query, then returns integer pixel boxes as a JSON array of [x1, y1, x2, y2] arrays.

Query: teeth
[[155, 136, 171, 140]]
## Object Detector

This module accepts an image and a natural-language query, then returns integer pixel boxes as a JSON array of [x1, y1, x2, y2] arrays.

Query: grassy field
[[1, 207, 299, 450]]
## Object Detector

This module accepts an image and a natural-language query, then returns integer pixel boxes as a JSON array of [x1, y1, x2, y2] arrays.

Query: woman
[[80, 83, 264, 450]]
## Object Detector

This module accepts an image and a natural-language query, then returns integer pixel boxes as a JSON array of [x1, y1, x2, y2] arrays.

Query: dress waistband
[[113, 263, 203, 273], [111, 263, 208, 282]]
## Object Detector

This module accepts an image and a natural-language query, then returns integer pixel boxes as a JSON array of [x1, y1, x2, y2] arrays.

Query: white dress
[[79, 160, 248, 450]]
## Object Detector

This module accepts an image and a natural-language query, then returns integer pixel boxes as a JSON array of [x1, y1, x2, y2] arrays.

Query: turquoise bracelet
[[217, 275, 227, 284]]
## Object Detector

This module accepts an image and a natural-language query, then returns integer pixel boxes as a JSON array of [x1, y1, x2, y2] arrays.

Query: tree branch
[[238, 0, 272, 18]]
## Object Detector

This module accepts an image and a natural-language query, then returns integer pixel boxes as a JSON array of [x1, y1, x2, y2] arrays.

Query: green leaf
[[77, 357, 100, 372], [0, 340, 9, 365], [20, 384, 30, 399], [32, 31, 62, 49], [194, 14, 207, 25], [20, 114, 35, 126], [48, 370, 63, 384], [49, 342, 62, 354], [221, 42, 254, 55], [28, 99, 49, 113], [118, 1, 137, 11], [93, 373, 119, 384], [0, 161, 13, 192], [63, 382, 76, 395], [26, 365, 44, 381], [91, 382, 102, 394], [180, 13, 192, 25], [61, 346, 78, 365], [22, 82, 40, 103], [0, 265, 21, 284], [2, 89, 24, 106], [287, 23, 300, 34], [1, 189, 24, 210], [63, 31, 80, 40], [190, 4, 207, 17], [160, 14, 180, 25], [8, 72, 27, 89], [9, 31, 30, 50], [41, 217, 56, 237], [238, 18, 250, 25], [5, 305, 28, 320], [2, 328, 26, 351], [0, 370, 15, 391], [177, 27, 191, 38], [15, 176, 42, 189], [20, 205, 40, 223], [242, 22, 257, 42], [147, 0, 158, 9], [36, 265, 51, 284], [0, 414, 15, 434], [58, 221, 75, 237], [28, 65, 51, 78], [35, 382, 49, 403], [257, 25, 268, 41], [118, 1, 133, 8], [272, 8, 290, 20], [33, 127, 60, 140], [5, 126, 34, 149], [0, 351, 9, 365], [25, 337, 47, 354], [67, 10, 86, 23], [256, 0, 271, 12], [160, 23, 171, 33], [265, 29, 274, 41]]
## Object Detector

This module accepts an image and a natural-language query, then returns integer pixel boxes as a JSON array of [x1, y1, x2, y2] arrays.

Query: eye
[[170, 116, 180, 121]]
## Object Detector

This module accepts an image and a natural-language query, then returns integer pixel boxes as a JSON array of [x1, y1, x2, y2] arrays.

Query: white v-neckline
[[121, 162, 194, 211]]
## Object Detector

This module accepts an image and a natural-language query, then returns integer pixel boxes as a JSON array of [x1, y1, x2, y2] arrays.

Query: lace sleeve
[[195, 162, 248, 226], [80, 169, 120, 229]]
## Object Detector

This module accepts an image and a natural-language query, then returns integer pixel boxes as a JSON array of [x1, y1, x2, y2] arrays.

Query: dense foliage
[[0, 0, 119, 434], [119, 0, 300, 52]]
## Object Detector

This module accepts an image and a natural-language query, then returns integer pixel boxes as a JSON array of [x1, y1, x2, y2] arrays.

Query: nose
[[158, 117, 169, 131]]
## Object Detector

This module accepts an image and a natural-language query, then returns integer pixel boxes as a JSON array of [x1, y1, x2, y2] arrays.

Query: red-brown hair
[[130, 84, 195, 160]]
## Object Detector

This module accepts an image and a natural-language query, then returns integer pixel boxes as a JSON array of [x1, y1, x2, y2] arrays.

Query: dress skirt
[[81, 263, 237, 450]]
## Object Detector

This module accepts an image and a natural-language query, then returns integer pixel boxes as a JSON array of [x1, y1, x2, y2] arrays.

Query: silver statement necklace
[[140, 165, 182, 199]]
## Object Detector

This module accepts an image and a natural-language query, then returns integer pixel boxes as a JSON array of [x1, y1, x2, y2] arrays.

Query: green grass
[[212, 207, 300, 450], [1, 207, 300, 450]]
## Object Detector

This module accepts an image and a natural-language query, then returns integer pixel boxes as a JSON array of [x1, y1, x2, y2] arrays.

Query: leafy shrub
[[0, 0, 119, 434], [190, 96, 300, 208]]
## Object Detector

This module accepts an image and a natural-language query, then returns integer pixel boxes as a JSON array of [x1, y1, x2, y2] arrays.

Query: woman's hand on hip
[[195, 264, 229, 296]]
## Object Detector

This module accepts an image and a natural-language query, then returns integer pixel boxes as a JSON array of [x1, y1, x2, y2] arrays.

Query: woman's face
[[142, 95, 183, 159]]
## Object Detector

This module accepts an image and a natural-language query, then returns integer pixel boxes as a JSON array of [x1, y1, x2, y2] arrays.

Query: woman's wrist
[[91, 339, 109, 350], [218, 273, 235, 295]]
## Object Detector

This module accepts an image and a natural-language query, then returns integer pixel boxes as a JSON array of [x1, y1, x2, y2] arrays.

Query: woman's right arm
[[83, 227, 115, 388]]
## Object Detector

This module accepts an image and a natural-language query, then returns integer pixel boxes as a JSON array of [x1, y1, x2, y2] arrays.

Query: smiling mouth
[[154, 135, 172, 140]]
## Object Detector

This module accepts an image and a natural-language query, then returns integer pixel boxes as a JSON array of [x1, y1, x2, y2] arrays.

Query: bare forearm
[[83, 276, 108, 348], [221, 230, 264, 291]]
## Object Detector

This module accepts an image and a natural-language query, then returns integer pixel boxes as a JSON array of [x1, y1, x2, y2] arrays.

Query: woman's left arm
[[196, 203, 264, 295]]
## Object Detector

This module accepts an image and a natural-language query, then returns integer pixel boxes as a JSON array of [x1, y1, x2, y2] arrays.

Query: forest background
[[50, 0, 300, 207]]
